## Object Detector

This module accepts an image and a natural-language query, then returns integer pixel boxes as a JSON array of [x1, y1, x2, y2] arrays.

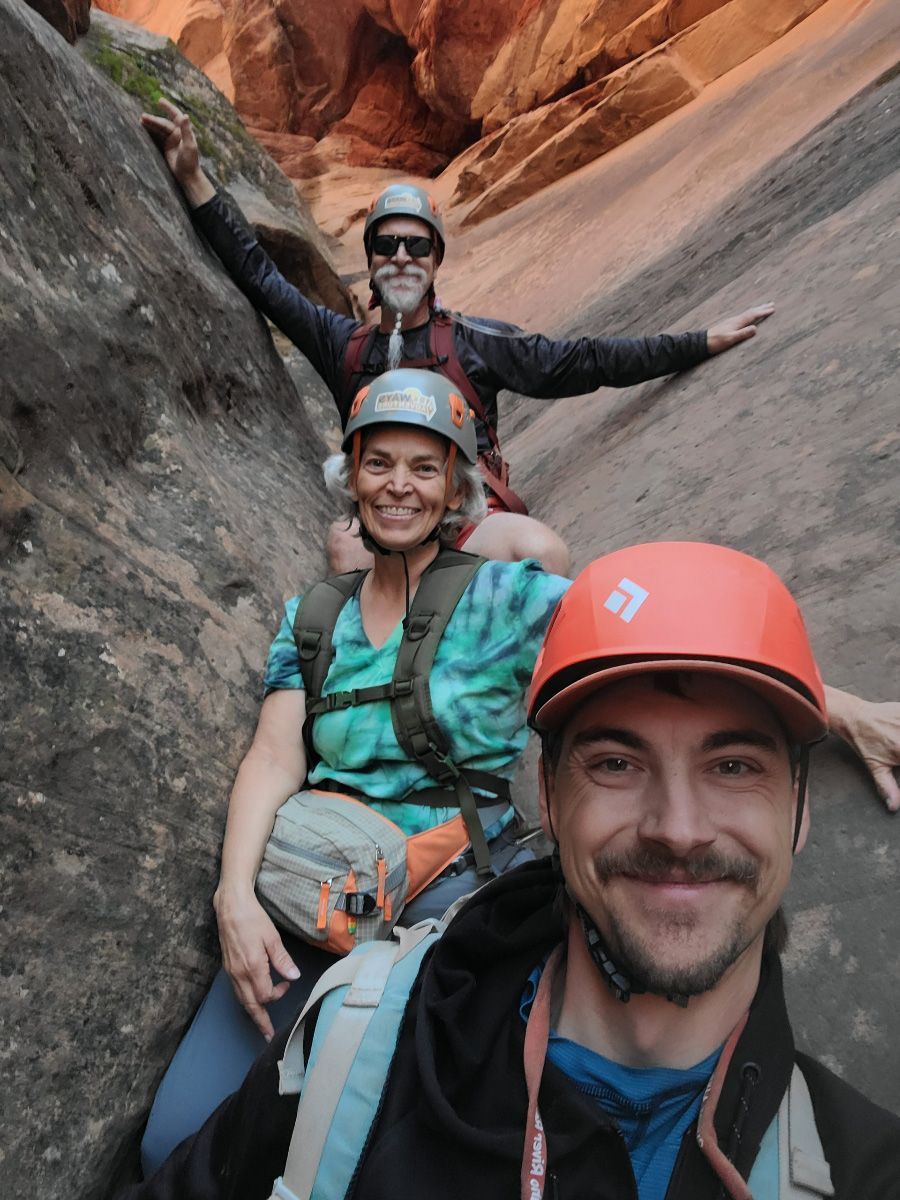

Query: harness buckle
[[393, 679, 414, 697], [429, 743, 460, 782], [404, 615, 432, 642], [326, 691, 354, 711], [298, 632, 322, 661], [342, 892, 378, 917]]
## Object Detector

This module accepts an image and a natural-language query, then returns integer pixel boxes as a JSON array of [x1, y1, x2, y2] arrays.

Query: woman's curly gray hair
[[323, 443, 488, 546]]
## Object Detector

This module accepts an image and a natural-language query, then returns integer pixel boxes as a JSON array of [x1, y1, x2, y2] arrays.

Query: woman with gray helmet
[[140, 369, 571, 1176]]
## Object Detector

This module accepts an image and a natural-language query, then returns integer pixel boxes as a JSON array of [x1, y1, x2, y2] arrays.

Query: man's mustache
[[594, 846, 760, 886], [374, 264, 428, 284]]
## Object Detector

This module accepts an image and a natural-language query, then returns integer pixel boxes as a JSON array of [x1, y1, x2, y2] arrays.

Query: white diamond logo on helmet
[[374, 388, 437, 421], [384, 192, 423, 213], [603, 578, 649, 623]]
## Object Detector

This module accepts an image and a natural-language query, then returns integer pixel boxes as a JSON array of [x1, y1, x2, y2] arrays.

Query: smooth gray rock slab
[[0, 0, 338, 1193]]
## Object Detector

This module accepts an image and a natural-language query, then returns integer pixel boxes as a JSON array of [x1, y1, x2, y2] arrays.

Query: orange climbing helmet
[[528, 541, 827, 744]]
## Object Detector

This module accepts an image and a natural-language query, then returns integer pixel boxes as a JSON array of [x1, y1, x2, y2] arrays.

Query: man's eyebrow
[[570, 727, 649, 752], [701, 729, 780, 753]]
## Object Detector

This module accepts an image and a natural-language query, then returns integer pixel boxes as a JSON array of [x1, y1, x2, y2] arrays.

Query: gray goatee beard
[[372, 265, 429, 370], [374, 264, 428, 318]]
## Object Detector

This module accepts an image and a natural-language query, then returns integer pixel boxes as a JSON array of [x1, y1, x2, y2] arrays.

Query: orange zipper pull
[[316, 878, 332, 930], [376, 845, 386, 909]]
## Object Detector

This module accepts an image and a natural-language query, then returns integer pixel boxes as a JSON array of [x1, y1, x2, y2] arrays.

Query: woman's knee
[[465, 513, 570, 575], [528, 522, 570, 576]]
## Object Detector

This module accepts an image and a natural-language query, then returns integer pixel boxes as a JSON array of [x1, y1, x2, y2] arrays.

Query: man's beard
[[587, 845, 761, 997], [373, 264, 429, 316]]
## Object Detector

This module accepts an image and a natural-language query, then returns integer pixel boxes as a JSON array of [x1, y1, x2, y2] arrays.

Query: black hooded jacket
[[124, 861, 900, 1200], [191, 193, 710, 454]]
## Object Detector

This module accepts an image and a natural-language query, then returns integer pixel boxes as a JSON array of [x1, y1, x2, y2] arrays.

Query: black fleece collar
[[412, 857, 795, 1186]]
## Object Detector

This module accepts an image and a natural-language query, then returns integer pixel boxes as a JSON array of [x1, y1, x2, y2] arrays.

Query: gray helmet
[[363, 184, 445, 263], [342, 369, 477, 464]]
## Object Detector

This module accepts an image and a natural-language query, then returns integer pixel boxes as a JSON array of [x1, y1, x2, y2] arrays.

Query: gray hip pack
[[256, 788, 516, 956]]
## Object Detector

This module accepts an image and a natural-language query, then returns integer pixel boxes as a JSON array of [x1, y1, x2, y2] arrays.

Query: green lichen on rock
[[87, 31, 253, 182], [88, 28, 175, 109]]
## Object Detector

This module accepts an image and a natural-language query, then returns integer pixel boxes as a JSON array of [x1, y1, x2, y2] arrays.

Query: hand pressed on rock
[[214, 888, 300, 1041], [827, 690, 900, 813], [140, 98, 215, 208], [706, 303, 775, 354]]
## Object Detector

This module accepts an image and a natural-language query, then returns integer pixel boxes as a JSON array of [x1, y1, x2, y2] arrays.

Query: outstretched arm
[[825, 686, 900, 812], [139, 99, 356, 388], [471, 304, 776, 399]]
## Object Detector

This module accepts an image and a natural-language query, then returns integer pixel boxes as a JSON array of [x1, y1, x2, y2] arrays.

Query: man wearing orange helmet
[[123, 544, 899, 1200], [141, 100, 773, 577]]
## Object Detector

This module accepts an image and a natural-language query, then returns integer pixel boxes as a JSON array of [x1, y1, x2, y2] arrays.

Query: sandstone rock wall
[[0, 2, 341, 1193], [96, 0, 833, 222], [24, 0, 90, 42], [85, 9, 354, 314]]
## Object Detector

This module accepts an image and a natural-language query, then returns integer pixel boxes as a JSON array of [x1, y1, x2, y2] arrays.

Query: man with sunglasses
[[141, 100, 772, 578]]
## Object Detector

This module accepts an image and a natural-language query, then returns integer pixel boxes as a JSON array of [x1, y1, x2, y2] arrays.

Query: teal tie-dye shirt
[[263, 558, 570, 836]]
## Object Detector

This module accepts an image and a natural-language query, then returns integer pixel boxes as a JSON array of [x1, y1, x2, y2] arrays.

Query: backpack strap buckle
[[403, 614, 432, 642], [297, 631, 322, 661]]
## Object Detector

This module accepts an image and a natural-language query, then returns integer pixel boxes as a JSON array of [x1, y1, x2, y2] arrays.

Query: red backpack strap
[[429, 315, 500, 451], [339, 324, 379, 421], [430, 315, 529, 516]]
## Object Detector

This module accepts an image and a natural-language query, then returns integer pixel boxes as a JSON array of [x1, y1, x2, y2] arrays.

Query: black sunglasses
[[371, 233, 434, 258]]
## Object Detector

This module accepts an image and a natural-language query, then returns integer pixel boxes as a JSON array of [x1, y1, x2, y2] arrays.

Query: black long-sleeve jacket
[[122, 860, 900, 1200], [192, 194, 711, 453]]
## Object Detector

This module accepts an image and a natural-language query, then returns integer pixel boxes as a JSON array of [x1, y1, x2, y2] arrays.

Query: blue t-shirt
[[521, 968, 720, 1200], [264, 558, 569, 836]]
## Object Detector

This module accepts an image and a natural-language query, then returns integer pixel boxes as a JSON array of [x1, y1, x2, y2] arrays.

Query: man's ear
[[538, 751, 556, 842], [792, 778, 811, 854]]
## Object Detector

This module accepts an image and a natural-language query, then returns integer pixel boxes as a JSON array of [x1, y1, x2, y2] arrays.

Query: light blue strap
[[272, 921, 442, 1200], [269, 1178, 300, 1200], [748, 1111, 780, 1196], [747, 1064, 834, 1199], [309, 925, 441, 1200]]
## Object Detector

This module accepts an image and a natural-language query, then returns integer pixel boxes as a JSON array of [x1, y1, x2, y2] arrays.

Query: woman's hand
[[826, 686, 900, 812], [140, 98, 215, 208], [213, 884, 300, 1040]]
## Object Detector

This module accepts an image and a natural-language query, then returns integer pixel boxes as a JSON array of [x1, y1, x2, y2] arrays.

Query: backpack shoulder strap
[[429, 315, 500, 450], [391, 549, 508, 875], [270, 921, 443, 1200], [747, 1061, 834, 1200], [390, 548, 485, 770], [292, 571, 367, 703], [781, 1062, 834, 1198], [339, 324, 379, 420]]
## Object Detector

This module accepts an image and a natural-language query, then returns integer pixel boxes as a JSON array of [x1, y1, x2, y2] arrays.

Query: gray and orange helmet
[[363, 184, 446, 263], [343, 369, 477, 507]]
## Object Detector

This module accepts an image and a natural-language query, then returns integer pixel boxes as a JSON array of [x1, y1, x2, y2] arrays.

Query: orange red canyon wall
[[96, 0, 831, 219]]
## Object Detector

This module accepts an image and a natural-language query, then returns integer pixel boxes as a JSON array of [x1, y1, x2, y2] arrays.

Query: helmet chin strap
[[545, 765, 688, 1008], [574, 901, 689, 1008]]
